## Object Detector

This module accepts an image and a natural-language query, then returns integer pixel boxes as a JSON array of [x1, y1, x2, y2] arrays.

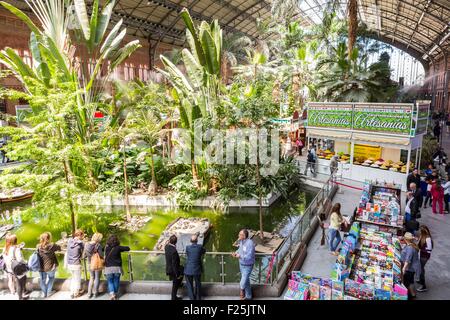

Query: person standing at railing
[[184, 234, 206, 300], [37, 232, 61, 298], [104, 235, 130, 300], [329, 155, 338, 176], [232, 229, 255, 300], [84, 232, 104, 299], [2, 233, 30, 300], [65, 229, 85, 299], [165, 235, 184, 300]]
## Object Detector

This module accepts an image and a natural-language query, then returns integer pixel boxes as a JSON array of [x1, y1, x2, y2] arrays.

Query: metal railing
[[273, 170, 337, 281], [294, 158, 334, 182], [14, 169, 337, 287], [18, 249, 277, 286]]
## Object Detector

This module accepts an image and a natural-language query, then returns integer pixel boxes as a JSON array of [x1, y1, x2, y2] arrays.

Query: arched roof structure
[[6, 0, 450, 65]]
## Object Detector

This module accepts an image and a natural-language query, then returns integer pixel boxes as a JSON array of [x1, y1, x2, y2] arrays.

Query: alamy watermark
[[171, 120, 280, 176]]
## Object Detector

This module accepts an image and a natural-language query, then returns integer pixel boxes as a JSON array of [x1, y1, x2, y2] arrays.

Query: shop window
[[0, 99, 6, 113], [23, 49, 32, 67]]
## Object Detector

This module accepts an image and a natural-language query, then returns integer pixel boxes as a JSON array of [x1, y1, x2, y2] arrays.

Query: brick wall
[[423, 55, 450, 113], [0, 7, 176, 115]]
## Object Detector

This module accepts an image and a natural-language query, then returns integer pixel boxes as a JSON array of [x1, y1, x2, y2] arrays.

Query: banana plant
[[0, 0, 141, 105], [157, 9, 224, 188], [71, 0, 141, 100]]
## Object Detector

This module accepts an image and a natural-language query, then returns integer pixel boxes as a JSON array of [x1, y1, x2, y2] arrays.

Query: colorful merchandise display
[[350, 225, 403, 291], [284, 270, 407, 300], [355, 183, 404, 231]]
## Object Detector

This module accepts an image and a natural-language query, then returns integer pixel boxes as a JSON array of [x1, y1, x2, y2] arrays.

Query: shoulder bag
[[11, 247, 29, 276]]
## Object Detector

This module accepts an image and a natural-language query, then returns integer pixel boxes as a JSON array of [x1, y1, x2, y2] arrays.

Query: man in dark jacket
[[407, 169, 421, 191], [433, 121, 441, 142], [408, 182, 422, 213], [165, 235, 183, 300], [184, 234, 206, 300]]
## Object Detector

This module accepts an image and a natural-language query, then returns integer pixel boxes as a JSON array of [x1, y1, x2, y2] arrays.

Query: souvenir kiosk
[[305, 101, 430, 191]]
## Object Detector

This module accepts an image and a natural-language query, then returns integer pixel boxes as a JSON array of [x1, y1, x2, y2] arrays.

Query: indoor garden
[[0, 0, 425, 252]]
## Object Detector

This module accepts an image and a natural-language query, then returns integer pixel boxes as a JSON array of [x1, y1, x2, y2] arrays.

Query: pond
[[0, 186, 318, 283]]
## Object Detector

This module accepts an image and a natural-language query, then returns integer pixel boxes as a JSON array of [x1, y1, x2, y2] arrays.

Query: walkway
[[0, 290, 278, 300], [300, 131, 450, 300]]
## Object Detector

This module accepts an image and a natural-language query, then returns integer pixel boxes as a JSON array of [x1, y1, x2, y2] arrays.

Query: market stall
[[305, 102, 430, 191], [273, 111, 306, 156]]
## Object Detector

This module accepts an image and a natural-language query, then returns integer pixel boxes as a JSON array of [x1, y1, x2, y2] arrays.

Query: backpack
[[90, 244, 104, 271], [28, 250, 42, 272], [11, 247, 28, 276], [307, 152, 314, 162]]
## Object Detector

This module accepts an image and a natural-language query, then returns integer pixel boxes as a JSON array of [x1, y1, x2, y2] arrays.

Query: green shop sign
[[353, 105, 413, 135], [306, 103, 415, 136], [307, 105, 353, 129]]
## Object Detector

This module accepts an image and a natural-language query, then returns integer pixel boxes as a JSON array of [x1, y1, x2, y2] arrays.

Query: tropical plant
[[316, 42, 395, 102], [0, 0, 141, 232], [221, 33, 252, 84], [158, 8, 224, 188], [270, 0, 300, 24], [125, 81, 172, 195]]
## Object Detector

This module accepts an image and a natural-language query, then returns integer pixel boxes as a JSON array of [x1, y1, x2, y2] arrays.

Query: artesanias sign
[[306, 103, 414, 136], [353, 104, 413, 135], [306, 104, 353, 129]]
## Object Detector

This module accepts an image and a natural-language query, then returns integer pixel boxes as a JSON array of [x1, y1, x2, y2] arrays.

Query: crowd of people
[[0, 228, 257, 301], [0, 230, 131, 300], [164, 229, 256, 301]]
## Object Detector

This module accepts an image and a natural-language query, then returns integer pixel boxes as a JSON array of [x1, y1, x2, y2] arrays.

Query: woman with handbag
[[2, 233, 30, 300], [37, 232, 61, 298], [104, 234, 130, 300], [84, 232, 104, 298]]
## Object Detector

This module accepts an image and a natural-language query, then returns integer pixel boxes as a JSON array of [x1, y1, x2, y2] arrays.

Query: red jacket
[[431, 183, 444, 199]]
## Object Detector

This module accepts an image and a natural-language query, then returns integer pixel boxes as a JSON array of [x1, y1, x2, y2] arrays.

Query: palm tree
[[271, 0, 300, 24], [316, 42, 382, 102], [347, 0, 358, 58], [221, 33, 252, 84]]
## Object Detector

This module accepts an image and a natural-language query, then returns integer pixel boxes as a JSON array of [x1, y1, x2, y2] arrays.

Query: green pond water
[[0, 187, 317, 283]]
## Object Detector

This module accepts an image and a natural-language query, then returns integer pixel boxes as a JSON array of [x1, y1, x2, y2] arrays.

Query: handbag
[[90, 244, 104, 271], [11, 247, 28, 276]]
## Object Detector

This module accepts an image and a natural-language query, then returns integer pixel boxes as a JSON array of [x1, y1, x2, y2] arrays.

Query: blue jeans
[[405, 212, 412, 222], [39, 270, 56, 297], [239, 264, 253, 299], [106, 273, 121, 295], [328, 228, 341, 252]]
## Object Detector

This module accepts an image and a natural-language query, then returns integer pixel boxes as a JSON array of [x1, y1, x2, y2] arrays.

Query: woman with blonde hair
[[2, 233, 30, 300], [37, 232, 61, 298], [84, 232, 104, 298], [400, 232, 421, 299]]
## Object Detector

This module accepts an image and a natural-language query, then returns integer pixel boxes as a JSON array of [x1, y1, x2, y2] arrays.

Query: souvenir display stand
[[284, 180, 409, 300], [284, 221, 408, 300], [305, 102, 430, 191], [354, 182, 404, 235]]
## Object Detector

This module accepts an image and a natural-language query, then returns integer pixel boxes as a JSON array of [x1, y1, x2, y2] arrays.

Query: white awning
[[352, 132, 410, 146], [307, 128, 352, 140]]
